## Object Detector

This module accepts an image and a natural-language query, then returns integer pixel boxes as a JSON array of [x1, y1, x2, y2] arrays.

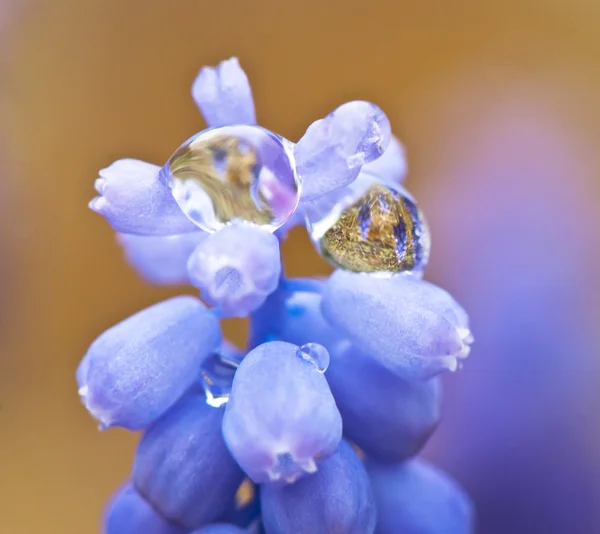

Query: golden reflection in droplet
[[319, 183, 430, 274]]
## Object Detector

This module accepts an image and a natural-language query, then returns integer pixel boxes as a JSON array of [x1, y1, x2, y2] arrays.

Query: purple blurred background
[[1, 1, 599, 533]]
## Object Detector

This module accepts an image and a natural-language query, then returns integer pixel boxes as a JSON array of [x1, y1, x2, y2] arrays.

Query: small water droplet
[[200, 350, 242, 407], [161, 125, 300, 233], [307, 174, 430, 275], [297, 343, 330, 373]]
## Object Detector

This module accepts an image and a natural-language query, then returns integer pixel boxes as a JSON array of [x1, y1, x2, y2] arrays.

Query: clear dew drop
[[200, 350, 242, 408], [161, 125, 300, 233], [306, 174, 431, 276], [296, 343, 330, 373]]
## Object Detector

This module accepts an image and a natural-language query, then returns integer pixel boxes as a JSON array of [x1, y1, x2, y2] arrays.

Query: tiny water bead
[[296, 343, 330, 373], [200, 350, 243, 408], [307, 175, 430, 275], [161, 125, 300, 233]]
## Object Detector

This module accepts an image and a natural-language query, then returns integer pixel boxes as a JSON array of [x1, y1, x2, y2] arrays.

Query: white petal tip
[[88, 196, 107, 212], [94, 178, 107, 194]]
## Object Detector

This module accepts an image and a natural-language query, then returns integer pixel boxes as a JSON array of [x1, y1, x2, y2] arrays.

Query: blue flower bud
[[77, 296, 221, 430], [360, 136, 407, 185], [261, 441, 377, 534], [367, 459, 474, 534], [133, 392, 244, 529], [260, 285, 441, 462], [222, 341, 342, 484], [117, 231, 207, 284], [89, 159, 197, 236], [103, 483, 186, 534], [327, 344, 441, 462], [322, 271, 473, 379], [192, 57, 256, 128], [295, 101, 391, 200], [190, 525, 249, 534], [187, 223, 281, 318]]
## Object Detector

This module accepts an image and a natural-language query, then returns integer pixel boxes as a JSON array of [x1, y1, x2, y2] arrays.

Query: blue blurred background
[[1, 1, 599, 533]]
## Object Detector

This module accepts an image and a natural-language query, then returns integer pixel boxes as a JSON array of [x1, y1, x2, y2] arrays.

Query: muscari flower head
[[80, 57, 475, 534]]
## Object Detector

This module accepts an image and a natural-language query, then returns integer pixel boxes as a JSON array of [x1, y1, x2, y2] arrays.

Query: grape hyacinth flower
[[79, 57, 475, 533]]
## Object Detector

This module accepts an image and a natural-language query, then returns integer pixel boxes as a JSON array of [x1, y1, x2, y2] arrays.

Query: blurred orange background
[[2, 1, 600, 533]]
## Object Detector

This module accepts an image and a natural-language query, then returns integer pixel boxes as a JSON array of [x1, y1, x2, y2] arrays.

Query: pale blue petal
[[90, 159, 197, 235], [360, 136, 407, 185], [134, 392, 244, 529], [190, 525, 248, 534], [295, 101, 391, 200], [322, 271, 472, 379], [187, 223, 281, 318], [104, 483, 186, 534], [327, 344, 442, 462], [118, 231, 207, 284], [192, 57, 256, 127], [262, 441, 376, 534], [367, 459, 474, 534], [78, 296, 221, 430], [222, 341, 342, 484]]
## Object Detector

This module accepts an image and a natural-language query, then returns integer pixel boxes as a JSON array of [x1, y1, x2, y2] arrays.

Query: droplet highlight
[[307, 175, 430, 275], [296, 343, 330, 373], [200, 350, 243, 408], [161, 125, 300, 233]]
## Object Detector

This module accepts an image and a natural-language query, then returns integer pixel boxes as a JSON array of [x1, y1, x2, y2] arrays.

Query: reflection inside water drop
[[307, 174, 431, 276], [297, 343, 330, 373], [200, 350, 243, 408], [161, 125, 300, 233]]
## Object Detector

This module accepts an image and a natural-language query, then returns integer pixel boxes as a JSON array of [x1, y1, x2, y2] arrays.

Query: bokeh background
[[2, 1, 600, 533]]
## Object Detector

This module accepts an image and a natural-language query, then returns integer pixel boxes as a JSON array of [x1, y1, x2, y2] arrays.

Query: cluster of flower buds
[[79, 57, 474, 534]]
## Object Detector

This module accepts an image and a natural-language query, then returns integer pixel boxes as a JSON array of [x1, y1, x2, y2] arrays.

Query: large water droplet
[[200, 350, 243, 408], [161, 125, 300, 233], [307, 174, 430, 275], [296, 343, 330, 373]]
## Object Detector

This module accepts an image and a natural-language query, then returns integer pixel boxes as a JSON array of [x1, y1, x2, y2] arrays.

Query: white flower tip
[[223, 56, 240, 67], [457, 326, 475, 345], [445, 339, 472, 374], [89, 196, 107, 213], [94, 177, 107, 194], [298, 457, 318, 474], [266, 452, 319, 484]]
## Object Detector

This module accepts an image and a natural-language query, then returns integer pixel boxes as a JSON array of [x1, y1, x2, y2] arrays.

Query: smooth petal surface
[[295, 101, 391, 200], [367, 459, 474, 534], [187, 223, 281, 317], [78, 296, 221, 430], [327, 344, 442, 462], [90, 159, 197, 235], [262, 441, 376, 534], [134, 392, 244, 529], [192, 57, 256, 127], [104, 483, 186, 534], [261, 286, 441, 461], [118, 231, 207, 284], [223, 341, 342, 484], [191, 525, 248, 534], [322, 271, 472, 379], [360, 136, 407, 185]]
